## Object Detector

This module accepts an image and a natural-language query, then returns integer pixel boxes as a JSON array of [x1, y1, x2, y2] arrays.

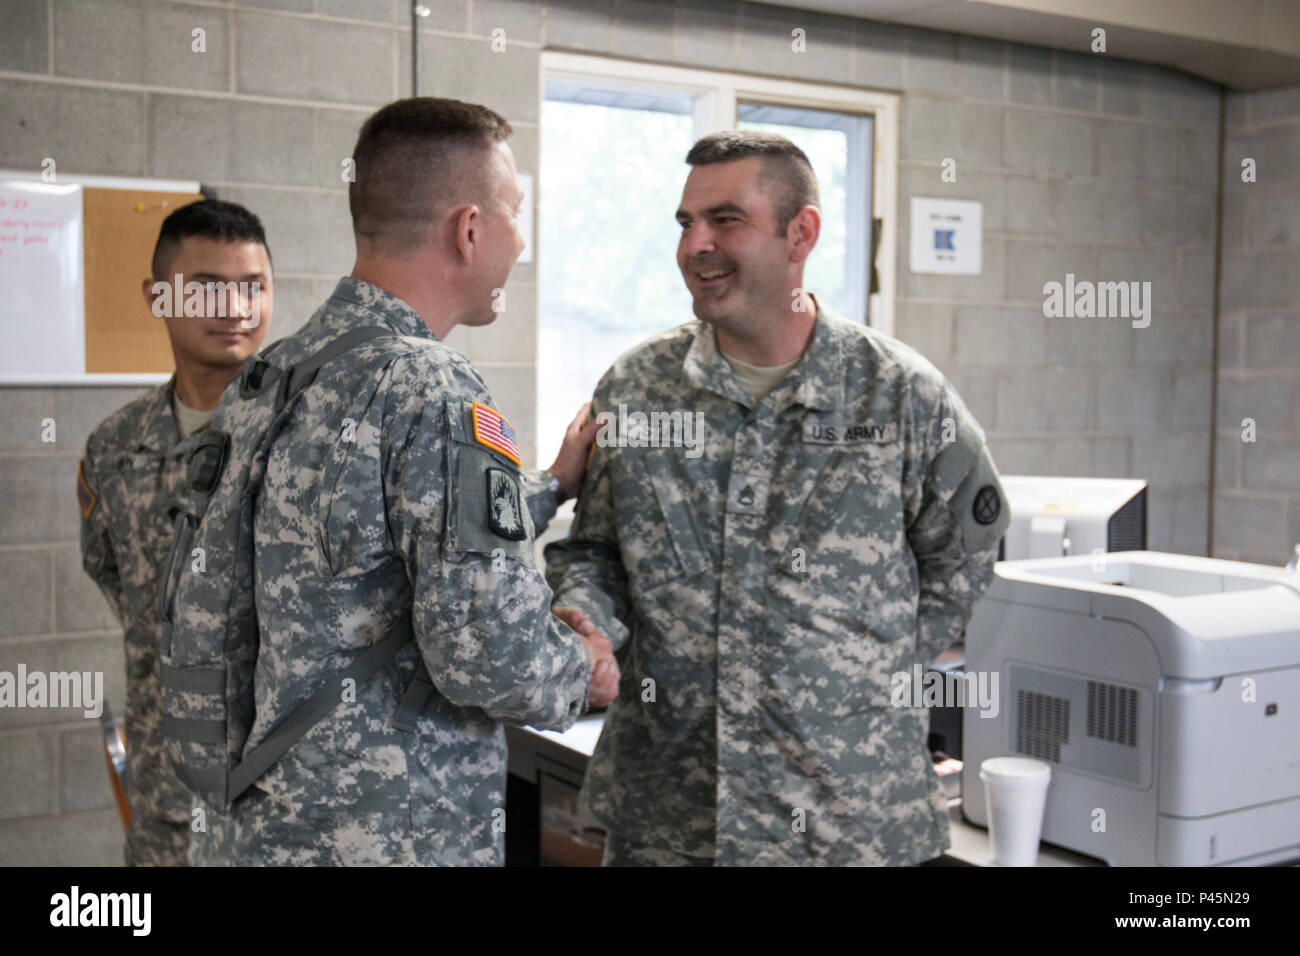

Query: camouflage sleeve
[[77, 447, 126, 625], [906, 381, 1010, 664], [543, 411, 633, 654], [383, 358, 590, 731], [520, 468, 559, 535]]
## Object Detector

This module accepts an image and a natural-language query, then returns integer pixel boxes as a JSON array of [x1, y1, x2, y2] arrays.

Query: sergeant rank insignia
[[486, 467, 526, 540], [472, 401, 522, 466]]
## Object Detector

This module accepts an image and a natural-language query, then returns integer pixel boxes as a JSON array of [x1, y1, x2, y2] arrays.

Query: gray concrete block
[[0, 731, 58, 819], [313, 107, 368, 190], [1176, 250, 1215, 310], [266, 277, 326, 341], [1170, 370, 1212, 428], [611, 0, 674, 63], [318, 0, 392, 21], [905, 236, 1003, 301], [465, 283, 538, 365], [1095, 369, 1171, 430], [944, 370, 997, 430], [236, 11, 393, 105], [1217, 374, 1293, 435], [1089, 436, 1131, 477], [957, 36, 1004, 102], [237, 0, 311, 10], [508, 123, 538, 177], [1220, 252, 1294, 311], [1175, 193, 1216, 249], [983, 436, 1050, 475], [417, 0, 470, 31], [420, 36, 539, 122], [1096, 120, 1140, 180], [150, 95, 316, 187], [476, 364, 537, 459], [1098, 245, 1177, 316], [1134, 307, 1212, 367], [895, 300, 954, 368], [1213, 494, 1288, 556], [1100, 59, 1142, 117], [0, 0, 49, 74], [1244, 83, 1300, 125], [1224, 90, 1249, 130], [473, 0, 542, 43], [1007, 44, 1051, 105], [1140, 124, 1178, 183], [1167, 488, 1209, 555], [546, 0, 613, 52], [61, 726, 114, 813], [0, 390, 53, 453], [735, 4, 851, 84], [0, 807, 124, 865], [1004, 240, 1097, 302], [904, 29, 957, 94], [1177, 128, 1217, 186], [1046, 307, 1133, 367], [0, 457, 75, 546], [219, 186, 355, 279], [1141, 67, 1217, 127], [1214, 432, 1238, 490], [0, 635, 126, 731], [1004, 109, 1093, 176], [1289, 499, 1300, 553], [998, 369, 1090, 431], [0, 549, 52, 638], [1216, 312, 1243, 370], [953, 305, 1046, 367], [1003, 175, 1051, 234], [674, 0, 737, 71], [904, 96, 1000, 166], [1220, 190, 1244, 250], [0, 79, 146, 176], [959, 101, 1003, 167], [1130, 430, 1208, 491], [54, 0, 229, 91], [54, 387, 151, 462], [1233, 126, 1300, 188], [1055, 51, 1098, 112], [1053, 179, 1140, 243], [852, 20, 904, 90], [1244, 314, 1300, 372], [56, 546, 118, 634], [1139, 188, 1176, 245], [1246, 189, 1300, 248]]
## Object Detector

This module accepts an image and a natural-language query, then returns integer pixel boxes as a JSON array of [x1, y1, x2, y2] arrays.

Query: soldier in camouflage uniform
[[185, 99, 617, 866], [545, 131, 1010, 866], [80, 200, 276, 865]]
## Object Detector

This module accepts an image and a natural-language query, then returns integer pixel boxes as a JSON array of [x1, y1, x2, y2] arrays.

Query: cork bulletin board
[[0, 172, 202, 384]]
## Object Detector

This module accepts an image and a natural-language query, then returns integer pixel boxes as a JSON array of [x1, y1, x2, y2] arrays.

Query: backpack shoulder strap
[[272, 325, 398, 414]]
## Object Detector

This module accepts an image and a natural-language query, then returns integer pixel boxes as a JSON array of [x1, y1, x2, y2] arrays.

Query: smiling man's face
[[152, 235, 273, 369], [675, 157, 793, 332]]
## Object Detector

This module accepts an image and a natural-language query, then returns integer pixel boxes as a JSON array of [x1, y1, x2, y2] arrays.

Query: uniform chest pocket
[[767, 441, 916, 643], [613, 447, 711, 595]]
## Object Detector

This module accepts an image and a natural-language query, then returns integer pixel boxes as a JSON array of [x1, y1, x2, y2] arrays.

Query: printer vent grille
[[1015, 690, 1070, 763], [1087, 680, 1138, 747]]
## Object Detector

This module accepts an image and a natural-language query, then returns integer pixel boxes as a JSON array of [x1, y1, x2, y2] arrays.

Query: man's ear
[[787, 205, 821, 265], [142, 276, 166, 317], [452, 203, 481, 266]]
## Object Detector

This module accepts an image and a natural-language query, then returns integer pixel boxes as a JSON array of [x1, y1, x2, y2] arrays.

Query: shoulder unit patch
[[76, 459, 97, 520], [486, 467, 526, 540]]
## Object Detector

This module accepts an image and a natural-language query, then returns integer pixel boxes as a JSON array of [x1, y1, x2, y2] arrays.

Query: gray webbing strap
[[228, 622, 412, 802], [273, 326, 396, 414], [390, 661, 435, 734]]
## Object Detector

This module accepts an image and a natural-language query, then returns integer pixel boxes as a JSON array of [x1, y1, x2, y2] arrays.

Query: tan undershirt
[[173, 391, 215, 438], [720, 351, 802, 404]]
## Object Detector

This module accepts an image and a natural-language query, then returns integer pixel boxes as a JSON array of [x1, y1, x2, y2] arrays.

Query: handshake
[[553, 606, 620, 709]]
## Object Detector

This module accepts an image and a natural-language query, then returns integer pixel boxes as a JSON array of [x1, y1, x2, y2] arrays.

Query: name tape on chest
[[802, 421, 897, 445], [471, 401, 521, 466]]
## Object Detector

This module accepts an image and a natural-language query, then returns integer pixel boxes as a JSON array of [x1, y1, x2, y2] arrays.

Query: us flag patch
[[76, 459, 97, 519], [471, 401, 521, 466]]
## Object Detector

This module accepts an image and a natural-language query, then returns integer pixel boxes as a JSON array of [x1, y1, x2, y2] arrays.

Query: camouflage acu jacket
[[545, 304, 1010, 866], [187, 277, 589, 866], [80, 381, 198, 866]]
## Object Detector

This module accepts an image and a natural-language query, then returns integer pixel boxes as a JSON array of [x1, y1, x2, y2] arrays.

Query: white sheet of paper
[[910, 197, 982, 275]]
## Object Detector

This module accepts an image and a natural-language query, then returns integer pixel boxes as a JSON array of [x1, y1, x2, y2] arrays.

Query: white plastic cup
[[979, 757, 1052, 866]]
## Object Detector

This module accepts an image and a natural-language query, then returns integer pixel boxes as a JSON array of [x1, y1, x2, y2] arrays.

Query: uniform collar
[[326, 276, 439, 342], [681, 295, 844, 414]]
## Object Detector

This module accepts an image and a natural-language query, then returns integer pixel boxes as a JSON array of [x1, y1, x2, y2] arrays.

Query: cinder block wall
[[1215, 86, 1300, 566], [0, 0, 1237, 863]]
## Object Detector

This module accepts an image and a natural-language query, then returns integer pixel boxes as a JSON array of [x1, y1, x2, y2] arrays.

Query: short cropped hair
[[151, 199, 271, 279], [348, 97, 513, 247], [685, 130, 820, 234]]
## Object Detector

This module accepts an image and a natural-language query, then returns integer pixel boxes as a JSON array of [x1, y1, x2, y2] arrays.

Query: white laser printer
[[961, 551, 1300, 866]]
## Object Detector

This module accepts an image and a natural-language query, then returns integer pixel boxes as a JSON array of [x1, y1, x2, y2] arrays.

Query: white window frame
[[540, 52, 901, 336]]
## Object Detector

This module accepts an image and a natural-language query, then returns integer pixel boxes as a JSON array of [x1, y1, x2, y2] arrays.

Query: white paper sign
[[909, 197, 981, 275], [0, 182, 85, 376]]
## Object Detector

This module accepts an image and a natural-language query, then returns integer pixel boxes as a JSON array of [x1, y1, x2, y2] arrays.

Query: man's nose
[[681, 222, 715, 257]]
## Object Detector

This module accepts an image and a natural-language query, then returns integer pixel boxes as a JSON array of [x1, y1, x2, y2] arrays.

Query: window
[[538, 54, 899, 464]]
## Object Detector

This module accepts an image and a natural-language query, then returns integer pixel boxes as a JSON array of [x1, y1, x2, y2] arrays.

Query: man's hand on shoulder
[[546, 402, 600, 504]]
